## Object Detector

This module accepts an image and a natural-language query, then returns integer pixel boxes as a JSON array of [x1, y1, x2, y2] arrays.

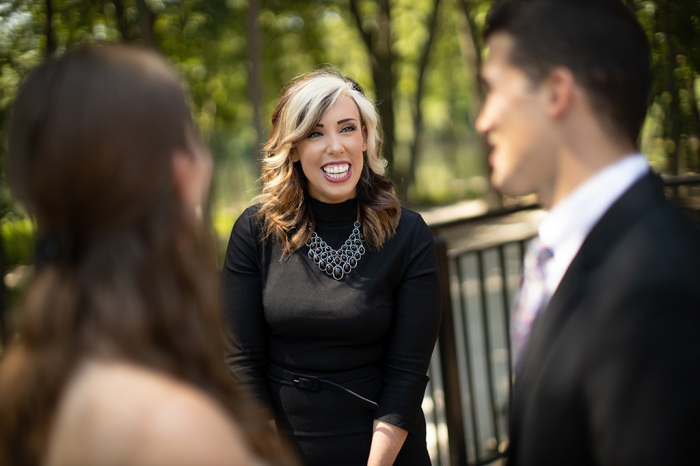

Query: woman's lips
[[322, 163, 351, 182]]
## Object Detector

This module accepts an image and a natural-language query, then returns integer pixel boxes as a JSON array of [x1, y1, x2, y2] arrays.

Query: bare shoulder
[[132, 368, 257, 465], [47, 359, 257, 466]]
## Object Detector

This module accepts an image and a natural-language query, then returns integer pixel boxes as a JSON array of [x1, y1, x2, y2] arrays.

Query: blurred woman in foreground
[[0, 45, 294, 466]]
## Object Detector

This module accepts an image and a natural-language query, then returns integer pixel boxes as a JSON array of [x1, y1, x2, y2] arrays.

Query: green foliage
[[635, 0, 700, 174], [1, 215, 34, 267], [0, 0, 698, 257]]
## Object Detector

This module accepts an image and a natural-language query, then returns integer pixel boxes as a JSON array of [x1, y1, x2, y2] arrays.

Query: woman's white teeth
[[323, 164, 349, 179]]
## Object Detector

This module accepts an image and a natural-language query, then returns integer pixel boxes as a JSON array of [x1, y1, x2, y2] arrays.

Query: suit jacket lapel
[[511, 170, 666, 432]]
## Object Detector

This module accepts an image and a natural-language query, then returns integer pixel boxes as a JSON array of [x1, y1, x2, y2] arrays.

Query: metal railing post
[[435, 236, 468, 466]]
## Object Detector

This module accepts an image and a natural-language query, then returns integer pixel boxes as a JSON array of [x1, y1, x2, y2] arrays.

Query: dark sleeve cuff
[[375, 371, 430, 433]]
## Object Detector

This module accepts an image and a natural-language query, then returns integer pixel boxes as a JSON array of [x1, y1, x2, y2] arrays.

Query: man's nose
[[475, 102, 490, 135]]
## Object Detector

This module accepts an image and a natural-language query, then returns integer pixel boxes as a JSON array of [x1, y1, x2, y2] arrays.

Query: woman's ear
[[362, 126, 368, 152], [289, 148, 299, 163]]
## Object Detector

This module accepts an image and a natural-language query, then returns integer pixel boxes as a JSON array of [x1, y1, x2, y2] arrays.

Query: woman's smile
[[322, 162, 352, 181]]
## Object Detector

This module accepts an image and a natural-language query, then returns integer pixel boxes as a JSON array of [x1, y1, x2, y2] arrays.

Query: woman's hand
[[367, 419, 408, 466]]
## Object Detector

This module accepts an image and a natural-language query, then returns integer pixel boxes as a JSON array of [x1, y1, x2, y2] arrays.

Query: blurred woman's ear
[[171, 148, 212, 212]]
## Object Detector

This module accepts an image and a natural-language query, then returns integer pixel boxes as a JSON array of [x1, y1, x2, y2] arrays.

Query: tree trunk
[[456, 0, 484, 109], [0, 235, 6, 347], [348, 0, 397, 184], [45, 0, 56, 59], [374, 0, 396, 181], [684, 70, 700, 172], [136, 0, 158, 50], [248, 0, 264, 162], [401, 0, 442, 201], [113, 0, 131, 42], [663, 0, 680, 175], [458, 0, 502, 207]]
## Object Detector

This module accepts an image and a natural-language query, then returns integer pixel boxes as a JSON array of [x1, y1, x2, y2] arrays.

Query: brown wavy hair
[[256, 68, 401, 256], [0, 45, 293, 465]]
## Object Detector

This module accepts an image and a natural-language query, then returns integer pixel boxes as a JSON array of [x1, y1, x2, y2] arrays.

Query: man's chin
[[489, 171, 509, 194], [491, 175, 531, 199]]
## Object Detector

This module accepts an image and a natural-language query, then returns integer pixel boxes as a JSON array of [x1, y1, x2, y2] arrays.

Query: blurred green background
[[0, 0, 699, 318]]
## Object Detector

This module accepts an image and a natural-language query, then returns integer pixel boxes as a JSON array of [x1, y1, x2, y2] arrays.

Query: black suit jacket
[[508, 172, 700, 465]]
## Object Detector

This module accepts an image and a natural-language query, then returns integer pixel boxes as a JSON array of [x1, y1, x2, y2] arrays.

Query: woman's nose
[[327, 133, 344, 155]]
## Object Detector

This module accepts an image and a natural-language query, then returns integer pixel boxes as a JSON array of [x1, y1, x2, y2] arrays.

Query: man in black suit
[[475, 0, 700, 464]]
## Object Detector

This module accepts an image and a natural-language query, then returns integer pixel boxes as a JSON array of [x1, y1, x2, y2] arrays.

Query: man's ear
[[545, 66, 575, 119]]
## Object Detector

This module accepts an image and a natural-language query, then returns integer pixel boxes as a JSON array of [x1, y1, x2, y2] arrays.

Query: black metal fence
[[424, 175, 700, 466], [0, 176, 697, 463]]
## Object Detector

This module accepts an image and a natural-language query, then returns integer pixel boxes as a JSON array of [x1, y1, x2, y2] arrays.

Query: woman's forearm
[[367, 419, 408, 466]]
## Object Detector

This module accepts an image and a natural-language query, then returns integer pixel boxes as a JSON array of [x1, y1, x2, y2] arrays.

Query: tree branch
[[348, 0, 374, 55], [403, 0, 443, 199]]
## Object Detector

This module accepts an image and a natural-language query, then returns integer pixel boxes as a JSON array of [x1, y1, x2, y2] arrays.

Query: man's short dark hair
[[484, 0, 651, 145]]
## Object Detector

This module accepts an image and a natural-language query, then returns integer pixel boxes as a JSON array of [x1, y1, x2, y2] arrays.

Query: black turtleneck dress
[[221, 198, 441, 465]]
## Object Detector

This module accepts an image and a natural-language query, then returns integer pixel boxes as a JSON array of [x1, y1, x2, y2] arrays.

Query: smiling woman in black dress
[[221, 68, 441, 466]]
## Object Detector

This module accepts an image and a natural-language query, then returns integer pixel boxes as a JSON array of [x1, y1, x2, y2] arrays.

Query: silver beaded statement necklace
[[306, 220, 366, 280]]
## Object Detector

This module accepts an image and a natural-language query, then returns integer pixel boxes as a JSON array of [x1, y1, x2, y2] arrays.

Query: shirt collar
[[539, 153, 649, 260]]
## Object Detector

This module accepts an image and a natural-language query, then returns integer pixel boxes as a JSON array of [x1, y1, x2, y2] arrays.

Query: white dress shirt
[[538, 154, 650, 299]]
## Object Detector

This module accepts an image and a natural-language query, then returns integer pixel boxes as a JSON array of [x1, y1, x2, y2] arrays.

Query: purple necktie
[[511, 237, 553, 370]]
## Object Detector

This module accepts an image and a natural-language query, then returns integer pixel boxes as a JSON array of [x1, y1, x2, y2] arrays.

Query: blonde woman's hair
[[256, 68, 400, 256]]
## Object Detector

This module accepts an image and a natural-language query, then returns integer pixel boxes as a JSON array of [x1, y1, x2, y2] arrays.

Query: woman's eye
[[307, 131, 322, 139], [340, 124, 357, 133]]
